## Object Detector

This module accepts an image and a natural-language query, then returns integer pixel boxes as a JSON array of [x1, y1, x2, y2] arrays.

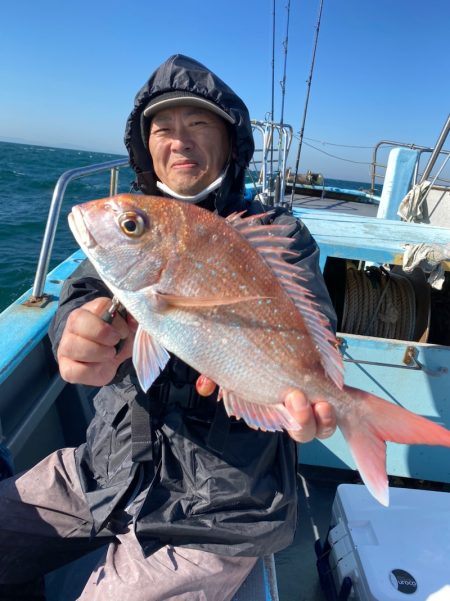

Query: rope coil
[[342, 266, 417, 341]]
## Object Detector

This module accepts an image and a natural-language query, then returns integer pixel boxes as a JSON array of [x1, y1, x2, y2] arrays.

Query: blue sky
[[1, 0, 449, 181]]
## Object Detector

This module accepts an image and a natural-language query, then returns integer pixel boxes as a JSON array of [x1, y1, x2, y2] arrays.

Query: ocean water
[[0, 140, 377, 313], [0, 141, 134, 312]]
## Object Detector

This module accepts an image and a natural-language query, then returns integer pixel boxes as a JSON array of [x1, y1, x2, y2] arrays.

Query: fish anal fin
[[220, 388, 301, 432], [132, 325, 170, 392]]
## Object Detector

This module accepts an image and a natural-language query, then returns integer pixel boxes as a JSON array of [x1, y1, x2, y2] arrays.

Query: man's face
[[148, 106, 231, 196]]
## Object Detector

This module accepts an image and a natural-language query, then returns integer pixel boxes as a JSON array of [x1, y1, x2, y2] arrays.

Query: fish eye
[[118, 211, 146, 237]]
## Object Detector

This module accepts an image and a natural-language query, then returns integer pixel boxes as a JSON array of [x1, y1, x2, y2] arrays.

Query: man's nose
[[170, 125, 193, 151]]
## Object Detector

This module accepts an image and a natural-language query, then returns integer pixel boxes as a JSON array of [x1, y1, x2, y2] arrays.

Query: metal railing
[[420, 114, 450, 183], [250, 120, 293, 206], [30, 158, 130, 301], [370, 114, 450, 194]]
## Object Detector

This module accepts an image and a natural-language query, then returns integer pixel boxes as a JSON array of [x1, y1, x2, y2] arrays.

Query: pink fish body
[[69, 194, 450, 506]]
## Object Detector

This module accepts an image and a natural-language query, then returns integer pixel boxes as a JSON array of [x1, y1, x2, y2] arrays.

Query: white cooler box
[[327, 484, 450, 600]]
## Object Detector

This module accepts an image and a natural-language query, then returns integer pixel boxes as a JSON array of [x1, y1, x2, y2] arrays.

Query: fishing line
[[300, 139, 371, 165], [304, 137, 374, 149]]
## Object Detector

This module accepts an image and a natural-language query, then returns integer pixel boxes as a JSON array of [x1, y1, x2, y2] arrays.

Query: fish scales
[[113, 200, 322, 404], [128, 265, 313, 404]]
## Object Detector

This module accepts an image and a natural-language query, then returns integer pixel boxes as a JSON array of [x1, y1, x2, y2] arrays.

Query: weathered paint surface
[[0, 250, 85, 385], [299, 333, 450, 482], [292, 208, 450, 482], [293, 207, 450, 269]]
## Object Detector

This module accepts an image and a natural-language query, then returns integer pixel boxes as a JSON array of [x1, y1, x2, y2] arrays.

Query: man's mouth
[[171, 160, 198, 169]]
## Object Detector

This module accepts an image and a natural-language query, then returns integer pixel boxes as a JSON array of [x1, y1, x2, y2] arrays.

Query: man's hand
[[284, 389, 336, 442], [57, 297, 137, 387], [196, 376, 337, 442]]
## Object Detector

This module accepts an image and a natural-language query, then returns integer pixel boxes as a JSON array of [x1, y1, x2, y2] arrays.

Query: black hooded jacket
[[49, 55, 336, 558], [124, 54, 254, 211]]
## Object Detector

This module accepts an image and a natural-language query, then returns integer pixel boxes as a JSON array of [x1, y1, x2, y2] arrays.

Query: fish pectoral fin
[[220, 388, 301, 432], [155, 292, 269, 308], [132, 325, 170, 392]]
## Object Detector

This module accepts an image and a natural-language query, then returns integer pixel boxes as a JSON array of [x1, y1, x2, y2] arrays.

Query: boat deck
[[274, 465, 360, 601], [291, 192, 379, 217], [275, 469, 336, 601]]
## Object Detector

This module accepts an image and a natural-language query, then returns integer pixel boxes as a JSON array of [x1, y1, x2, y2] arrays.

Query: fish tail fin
[[340, 385, 450, 507]]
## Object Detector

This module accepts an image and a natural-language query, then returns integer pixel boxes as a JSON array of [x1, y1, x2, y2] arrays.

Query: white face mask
[[156, 167, 227, 204]]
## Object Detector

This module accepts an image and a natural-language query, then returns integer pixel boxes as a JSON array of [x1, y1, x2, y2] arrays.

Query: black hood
[[124, 54, 255, 214]]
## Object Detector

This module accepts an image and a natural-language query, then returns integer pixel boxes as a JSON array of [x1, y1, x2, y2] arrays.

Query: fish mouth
[[68, 206, 97, 252]]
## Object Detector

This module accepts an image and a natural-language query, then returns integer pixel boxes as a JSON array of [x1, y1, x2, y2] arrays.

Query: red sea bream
[[68, 193, 450, 506]]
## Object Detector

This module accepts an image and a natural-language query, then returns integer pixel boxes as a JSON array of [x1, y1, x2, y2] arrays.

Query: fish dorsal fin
[[227, 212, 344, 389]]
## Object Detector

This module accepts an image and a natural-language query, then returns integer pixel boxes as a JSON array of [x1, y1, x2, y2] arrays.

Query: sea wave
[[0, 141, 131, 312]]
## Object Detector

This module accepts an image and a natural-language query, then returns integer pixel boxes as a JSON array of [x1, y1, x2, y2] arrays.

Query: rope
[[341, 266, 417, 341]]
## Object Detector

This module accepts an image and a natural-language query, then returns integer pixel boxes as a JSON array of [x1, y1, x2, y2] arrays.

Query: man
[[0, 55, 336, 601]]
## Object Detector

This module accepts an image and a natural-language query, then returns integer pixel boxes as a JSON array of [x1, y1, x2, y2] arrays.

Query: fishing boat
[[1, 112, 450, 600], [3, 0, 450, 591]]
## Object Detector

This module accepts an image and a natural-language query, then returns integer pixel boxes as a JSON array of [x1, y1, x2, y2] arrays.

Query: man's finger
[[284, 389, 317, 443], [66, 307, 122, 347], [58, 334, 117, 363], [114, 315, 138, 363], [110, 311, 131, 341], [313, 400, 337, 439], [196, 375, 217, 397], [59, 358, 119, 387], [78, 297, 130, 342]]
